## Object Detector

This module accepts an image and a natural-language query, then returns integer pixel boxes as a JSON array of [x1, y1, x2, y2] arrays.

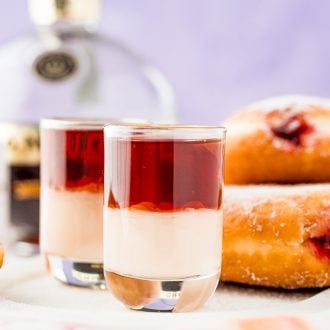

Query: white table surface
[[0, 255, 329, 329]]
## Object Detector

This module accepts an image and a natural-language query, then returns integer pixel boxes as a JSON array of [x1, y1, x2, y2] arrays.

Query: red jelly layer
[[267, 108, 314, 146], [44, 129, 104, 191], [108, 139, 223, 211], [309, 229, 330, 262]]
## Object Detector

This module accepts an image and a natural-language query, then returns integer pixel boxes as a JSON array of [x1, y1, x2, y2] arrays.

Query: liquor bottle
[[0, 0, 177, 255]]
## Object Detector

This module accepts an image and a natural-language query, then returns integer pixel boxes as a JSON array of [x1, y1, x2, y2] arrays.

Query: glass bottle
[[0, 0, 177, 255]]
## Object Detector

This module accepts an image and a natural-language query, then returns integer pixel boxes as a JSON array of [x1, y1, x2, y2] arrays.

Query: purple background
[[1, 0, 330, 124]]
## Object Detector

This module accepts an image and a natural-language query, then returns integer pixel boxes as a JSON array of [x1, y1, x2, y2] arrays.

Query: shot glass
[[103, 124, 226, 312], [40, 118, 109, 288]]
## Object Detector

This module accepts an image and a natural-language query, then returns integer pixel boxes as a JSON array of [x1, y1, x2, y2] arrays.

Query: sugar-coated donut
[[222, 184, 330, 289], [224, 95, 330, 184]]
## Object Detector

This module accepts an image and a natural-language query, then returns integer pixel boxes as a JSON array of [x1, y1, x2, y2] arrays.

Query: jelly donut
[[224, 96, 330, 184], [222, 184, 330, 289]]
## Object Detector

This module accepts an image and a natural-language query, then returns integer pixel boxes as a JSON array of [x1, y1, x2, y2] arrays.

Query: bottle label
[[10, 165, 39, 229], [1, 123, 40, 166], [0, 123, 40, 239], [34, 51, 77, 81], [13, 178, 40, 200]]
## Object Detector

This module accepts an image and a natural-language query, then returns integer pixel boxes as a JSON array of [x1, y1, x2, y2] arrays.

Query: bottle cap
[[28, 0, 101, 26]]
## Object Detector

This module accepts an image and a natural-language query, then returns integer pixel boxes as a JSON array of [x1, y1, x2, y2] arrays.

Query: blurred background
[[0, 0, 329, 123]]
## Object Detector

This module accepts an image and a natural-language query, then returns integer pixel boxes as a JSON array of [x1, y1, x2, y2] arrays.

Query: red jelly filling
[[108, 139, 223, 211], [267, 108, 313, 146], [309, 229, 330, 262], [45, 129, 104, 191]]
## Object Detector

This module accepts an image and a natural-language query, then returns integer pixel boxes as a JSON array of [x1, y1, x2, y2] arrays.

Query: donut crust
[[222, 184, 330, 288], [224, 96, 330, 184]]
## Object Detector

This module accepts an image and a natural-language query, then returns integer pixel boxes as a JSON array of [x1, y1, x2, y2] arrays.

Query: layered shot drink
[[40, 118, 107, 287], [104, 124, 226, 311]]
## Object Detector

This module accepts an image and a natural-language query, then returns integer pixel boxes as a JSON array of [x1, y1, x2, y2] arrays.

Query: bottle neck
[[34, 22, 96, 51], [29, 0, 101, 32], [35, 21, 98, 36]]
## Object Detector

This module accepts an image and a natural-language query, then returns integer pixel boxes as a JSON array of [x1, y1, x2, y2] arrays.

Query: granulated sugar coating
[[222, 184, 330, 289]]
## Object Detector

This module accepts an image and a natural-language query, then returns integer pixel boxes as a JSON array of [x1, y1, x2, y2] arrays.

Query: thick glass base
[[46, 255, 105, 289], [105, 270, 219, 312]]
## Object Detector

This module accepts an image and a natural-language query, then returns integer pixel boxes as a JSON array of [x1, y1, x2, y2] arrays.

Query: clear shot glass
[[103, 124, 226, 311], [40, 118, 110, 288]]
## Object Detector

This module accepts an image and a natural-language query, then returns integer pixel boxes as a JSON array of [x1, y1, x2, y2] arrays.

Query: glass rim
[[40, 117, 147, 130], [104, 123, 226, 139]]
